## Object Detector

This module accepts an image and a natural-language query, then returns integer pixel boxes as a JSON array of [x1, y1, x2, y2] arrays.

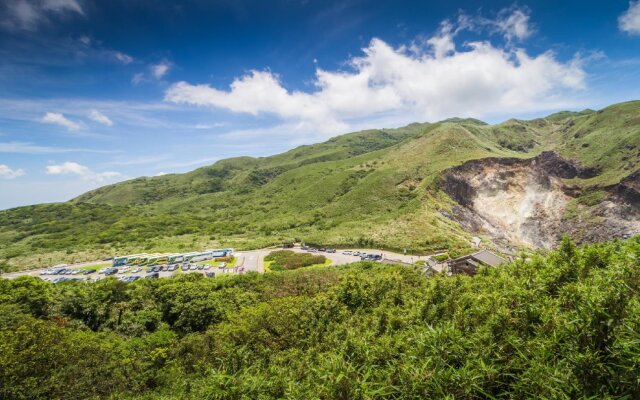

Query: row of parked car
[[39, 261, 233, 282], [41, 267, 95, 276], [301, 246, 337, 253], [341, 250, 383, 260]]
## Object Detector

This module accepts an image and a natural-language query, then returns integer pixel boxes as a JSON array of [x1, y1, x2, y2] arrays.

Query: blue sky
[[0, 0, 639, 209]]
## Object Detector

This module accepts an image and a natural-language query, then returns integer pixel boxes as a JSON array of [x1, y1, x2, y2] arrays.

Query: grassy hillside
[[1, 101, 639, 271], [2, 237, 640, 398]]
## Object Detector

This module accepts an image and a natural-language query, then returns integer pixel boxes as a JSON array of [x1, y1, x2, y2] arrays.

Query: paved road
[[1, 246, 440, 281]]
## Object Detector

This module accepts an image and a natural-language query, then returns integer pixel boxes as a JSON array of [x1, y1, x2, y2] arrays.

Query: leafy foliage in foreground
[[265, 250, 327, 270], [2, 237, 640, 399]]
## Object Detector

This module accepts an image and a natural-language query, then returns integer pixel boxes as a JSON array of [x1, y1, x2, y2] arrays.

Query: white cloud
[[114, 51, 134, 64], [40, 112, 82, 131], [155, 172, 167, 176], [42, 0, 83, 14], [131, 72, 145, 85], [0, 141, 115, 154], [88, 109, 113, 126], [620, 1, 640, 34], [1, 0, 83, 31], [151, 60, 171, 79], [45, 161, 121, 182], [0, 164, 25, 179], [493, 8, 532, 42], [166, 9, 585, 138]]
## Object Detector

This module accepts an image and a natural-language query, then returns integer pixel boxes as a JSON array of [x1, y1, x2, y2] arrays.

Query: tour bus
[[127, 254, 149, 266], [181, 252, 200, 262], [167, 254, 184, 264], [112, 256, 128, 267], [207, 248, 234, 258], [146, 254, 169, 265]]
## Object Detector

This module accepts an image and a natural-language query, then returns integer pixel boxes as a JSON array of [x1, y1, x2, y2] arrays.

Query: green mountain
[[1, 101, 639, 271]]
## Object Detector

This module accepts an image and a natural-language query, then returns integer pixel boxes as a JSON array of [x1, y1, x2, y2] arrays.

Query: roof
[[469, 250, 506, 267], [464, 259, 479, 267]]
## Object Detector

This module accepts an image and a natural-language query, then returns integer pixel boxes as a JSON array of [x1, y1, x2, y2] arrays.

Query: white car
[[132, 267, 142, 273], [203, 265, 211, 270]]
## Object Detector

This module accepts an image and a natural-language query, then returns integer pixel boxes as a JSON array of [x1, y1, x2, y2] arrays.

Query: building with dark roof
[[449, 249, 507, 275]]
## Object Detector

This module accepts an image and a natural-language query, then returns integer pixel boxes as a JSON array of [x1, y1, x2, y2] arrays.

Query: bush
[[264, 250, 326, 270], [2, 237, 640, 399]]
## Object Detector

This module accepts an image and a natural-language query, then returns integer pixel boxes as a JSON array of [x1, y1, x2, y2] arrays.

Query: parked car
[[203, 265, 210, 270], [168, 265, 177, 271], [219, 262, 226, 269], [145, 272, 159, 279], [205, 272, 215, 278], [131, 267, 142, 273], [196, 265, 204, 270], [326, 248, 336, 253], [181, 264, 189, 271], [104, 268, 117, 276], [83, 269, 96, 275]]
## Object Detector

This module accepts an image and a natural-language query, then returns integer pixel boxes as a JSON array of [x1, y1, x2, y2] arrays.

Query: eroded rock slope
[[442, 152, 640, 249]]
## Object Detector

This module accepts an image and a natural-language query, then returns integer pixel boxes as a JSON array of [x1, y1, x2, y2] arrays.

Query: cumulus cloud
[[45, 161, 120, 182], [40, 112, 82, 131], [151, 60, 171, 79], [0, 164, 25, 179], [165, 8, 585, 137], [1, 0, 83, 31], [88, 109, 113, 126], [619, 1, 640, 34]]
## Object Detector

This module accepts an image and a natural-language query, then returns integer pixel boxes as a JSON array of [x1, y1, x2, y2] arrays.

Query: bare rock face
[[441, 152, 640, 249]]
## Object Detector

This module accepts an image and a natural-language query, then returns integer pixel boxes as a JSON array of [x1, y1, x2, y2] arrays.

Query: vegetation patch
[[2, 237, 640, 398], [264, 250, 327, 271]]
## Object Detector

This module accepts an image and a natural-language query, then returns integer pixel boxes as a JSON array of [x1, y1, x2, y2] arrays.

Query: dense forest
[[2, 236, 640, 399]]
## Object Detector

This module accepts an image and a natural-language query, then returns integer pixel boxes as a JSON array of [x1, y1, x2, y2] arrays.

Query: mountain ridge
[[1, 100, 639, 271]]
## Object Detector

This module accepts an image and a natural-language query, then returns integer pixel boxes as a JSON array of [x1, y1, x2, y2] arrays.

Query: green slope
[[1, 101, 639, 271]]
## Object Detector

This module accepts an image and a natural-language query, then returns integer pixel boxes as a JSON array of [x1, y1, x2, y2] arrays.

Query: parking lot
[[2, 246, 438, 282]]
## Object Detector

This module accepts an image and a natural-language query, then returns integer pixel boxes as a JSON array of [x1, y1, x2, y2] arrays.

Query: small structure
[[449, 249, 506, 275]]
